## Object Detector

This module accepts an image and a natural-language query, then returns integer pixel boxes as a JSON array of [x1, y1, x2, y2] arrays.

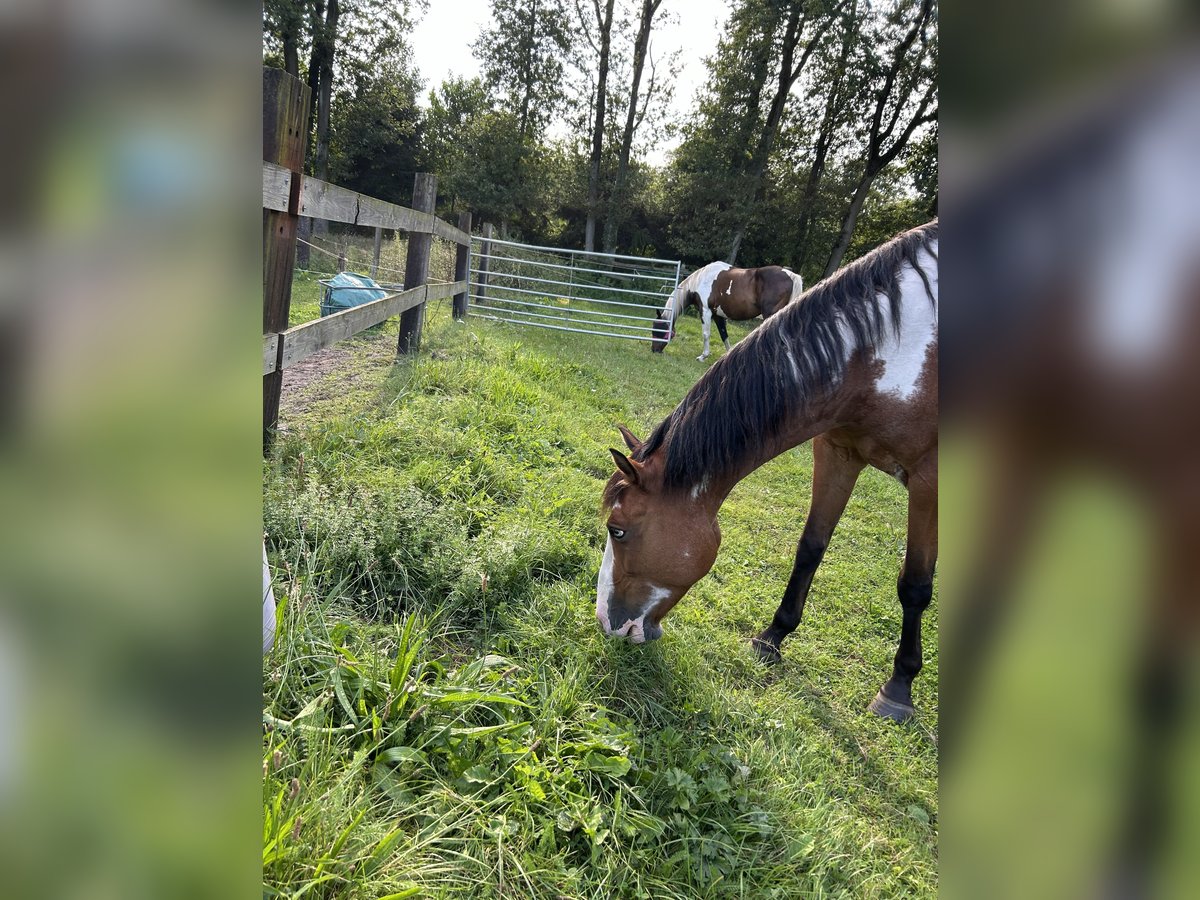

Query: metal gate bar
[[466, 234, 682, 344]]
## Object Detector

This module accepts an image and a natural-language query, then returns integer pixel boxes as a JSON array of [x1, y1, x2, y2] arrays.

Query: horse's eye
[[608, 526, 626, 541]]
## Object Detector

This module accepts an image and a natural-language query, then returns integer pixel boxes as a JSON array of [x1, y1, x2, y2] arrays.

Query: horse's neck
[[669, 264, 719, 320], [695, 417, 836, 515]]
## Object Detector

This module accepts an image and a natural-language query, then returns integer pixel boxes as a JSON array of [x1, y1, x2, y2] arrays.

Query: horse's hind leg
[[752, 436, 864, 663], [870, 454, 938, 722], [714, 314, 730, 352]]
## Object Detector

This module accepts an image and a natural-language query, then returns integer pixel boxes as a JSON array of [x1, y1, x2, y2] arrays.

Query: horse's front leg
[[714, 314, 730, 352], [869, 452, 938, 722], [698, 305, 712, 361], [753, 437, 864, 662]]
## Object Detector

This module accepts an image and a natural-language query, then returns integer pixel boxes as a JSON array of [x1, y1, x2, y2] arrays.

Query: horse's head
[[650, 314, 672, 352], [596, 426, 721, 642]]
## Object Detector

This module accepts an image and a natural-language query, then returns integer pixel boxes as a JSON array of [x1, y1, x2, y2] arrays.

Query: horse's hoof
[[750, 637, 781, 664], [868, 689, 915, 723]]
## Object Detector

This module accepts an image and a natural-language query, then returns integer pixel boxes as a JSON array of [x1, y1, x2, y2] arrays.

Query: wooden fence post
[[371, 227, 382, 279], [263, 66, 310, 450], [398, 172, 437, 355], [475, 223, 494, 307], [453, 210, 472, 320]]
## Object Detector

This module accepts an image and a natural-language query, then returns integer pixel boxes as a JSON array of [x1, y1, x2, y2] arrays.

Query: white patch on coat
[[873, 240, 938, 402], [693, 262, 732, 310], [596, 538, 615, 632], [690, 474, 710, 500], [1085, 78, 1200, 368]]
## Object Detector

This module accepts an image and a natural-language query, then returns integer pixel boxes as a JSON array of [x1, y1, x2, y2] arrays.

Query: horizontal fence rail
[[262, 162, 470, 245], [262, 280, 466, 376], [467, 234, 682, 344]]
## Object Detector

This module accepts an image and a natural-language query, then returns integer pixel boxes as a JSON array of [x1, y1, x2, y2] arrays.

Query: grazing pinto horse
[[600, 222, 938, 721], [651, 262, 805, 360]]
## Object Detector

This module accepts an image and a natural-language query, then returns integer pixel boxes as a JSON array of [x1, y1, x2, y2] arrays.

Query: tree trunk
[[585, 0, 615, 253], [280, 1, 300, 78], [604, 0, 661, 255], [726, 1, 844, 263], [305, 0, 325, 141], [823, 167, 875, 277], [794, 1, 857, 270], [823, 0, 934, 276], [517, 0, 538, 143], [311, 0, 339, 238]]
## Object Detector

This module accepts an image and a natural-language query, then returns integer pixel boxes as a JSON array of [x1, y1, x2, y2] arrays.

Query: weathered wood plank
[[263, 333, 280, 376], [270, 280, 465, 373], [356, 190, 425, 232], [294, 174, 470, 244], [278, 286, 428, 371], [427, 280, 465, 302], [431, 217, 471, 245], [298, 175, 361, 226], [262, 162, 292, 212]]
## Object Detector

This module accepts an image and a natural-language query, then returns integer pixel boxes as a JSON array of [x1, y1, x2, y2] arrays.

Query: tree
[[472, 0, 575, 235], [664, 0, 842, 264], [421, 77, 491, 210], [603, 0, 663, 254], [328, 53, 423, 205], [263, 0, 305, 76], [823, 0, 936, 276], [578, 0, 616, 252], [474, 0, 574, 144], [724, 0, 847, 263], [785, 0, 861, 272]]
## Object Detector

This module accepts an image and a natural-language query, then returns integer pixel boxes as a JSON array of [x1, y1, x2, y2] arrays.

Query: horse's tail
[[783, 268, 805, 303]]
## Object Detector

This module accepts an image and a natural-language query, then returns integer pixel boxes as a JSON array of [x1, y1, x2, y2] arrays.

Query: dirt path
[[278, 332, 395, 427]]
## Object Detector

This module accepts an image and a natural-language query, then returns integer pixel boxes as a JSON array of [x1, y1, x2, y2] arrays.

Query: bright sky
[[408, 0, 731, 165]]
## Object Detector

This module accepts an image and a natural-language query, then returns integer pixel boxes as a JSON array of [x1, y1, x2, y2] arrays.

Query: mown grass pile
[[264, 301, 938, 898]]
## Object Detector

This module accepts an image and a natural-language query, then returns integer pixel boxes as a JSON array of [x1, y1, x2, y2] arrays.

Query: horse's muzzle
[[597, 607, 663, 643]]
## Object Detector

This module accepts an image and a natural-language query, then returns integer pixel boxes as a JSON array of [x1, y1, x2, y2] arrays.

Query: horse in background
[[651, 263, 805, 360]]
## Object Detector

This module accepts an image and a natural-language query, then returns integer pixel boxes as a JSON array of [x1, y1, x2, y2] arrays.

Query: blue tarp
[[320, 272, 390, 317]]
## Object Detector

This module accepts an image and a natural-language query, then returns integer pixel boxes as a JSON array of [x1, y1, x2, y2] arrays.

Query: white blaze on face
[[874, 240, 939, 402], [621, 585, 671, 644], [596, 538, 615, 632]]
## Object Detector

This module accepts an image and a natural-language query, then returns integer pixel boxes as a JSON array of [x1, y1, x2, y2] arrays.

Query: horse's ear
[[617, 425, 642, 452], [609, 448, 641, 485]]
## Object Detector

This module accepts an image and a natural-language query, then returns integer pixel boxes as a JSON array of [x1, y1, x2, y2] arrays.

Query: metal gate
[[467, 235, 682, 343]]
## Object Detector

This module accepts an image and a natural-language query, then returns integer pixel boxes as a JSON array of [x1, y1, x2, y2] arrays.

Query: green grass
[[263, 301, 938, 898]]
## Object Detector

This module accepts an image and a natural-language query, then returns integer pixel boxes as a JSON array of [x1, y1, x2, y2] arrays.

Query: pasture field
[[263, 289, 938, 899]]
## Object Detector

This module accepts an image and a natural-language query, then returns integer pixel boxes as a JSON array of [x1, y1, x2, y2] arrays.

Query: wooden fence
[[262, 66, 472, 446]]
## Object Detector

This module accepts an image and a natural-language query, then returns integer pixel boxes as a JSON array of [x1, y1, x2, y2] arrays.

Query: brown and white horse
[[651, 262, 805, 360], [601, 222, 938, 721]]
